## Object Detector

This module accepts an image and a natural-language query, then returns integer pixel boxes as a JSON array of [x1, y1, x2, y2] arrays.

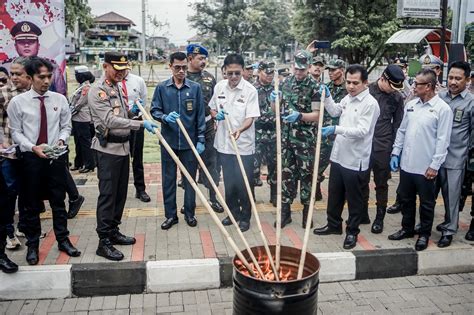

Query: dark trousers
[[1, 159, 26, 236], [200, 132, 220, 202], [96, 151, 129, 239], [0, 160, 11, 250], [327, 162, 368, 235], [161, 148, 197, 219], [399, 170, 436, 237], [66, 168, 79, 201], [219, 152, 254, 223], [130, 127, 146, 193], [21, 153, 69, 247], [72, 120, 95, 170], [362, 150, 391, 215]]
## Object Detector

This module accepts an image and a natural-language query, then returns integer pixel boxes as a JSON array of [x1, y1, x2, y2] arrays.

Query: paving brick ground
[[5, 163, 473, 266], [0, 273, 473, 314]]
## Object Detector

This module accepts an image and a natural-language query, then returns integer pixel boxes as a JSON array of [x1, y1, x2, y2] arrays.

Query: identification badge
[[454, 109, 463, 122], [407, 107, 414, 112], [186, 99, 193, 111]]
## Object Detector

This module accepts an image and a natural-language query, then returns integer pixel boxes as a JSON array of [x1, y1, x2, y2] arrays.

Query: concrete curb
[[1, 247, 473, 299]]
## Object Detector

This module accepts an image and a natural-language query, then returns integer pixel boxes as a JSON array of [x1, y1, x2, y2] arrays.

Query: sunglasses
[[414, 81, 430, 87], [227, 71, 242, 77], [172, 65, 188, 71]]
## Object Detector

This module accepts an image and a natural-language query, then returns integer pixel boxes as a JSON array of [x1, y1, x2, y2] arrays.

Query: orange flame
[[235, 256, 295, 282]]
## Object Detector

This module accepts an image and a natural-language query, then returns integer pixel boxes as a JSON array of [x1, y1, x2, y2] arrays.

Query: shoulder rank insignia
[[82, 86, 90, 96]]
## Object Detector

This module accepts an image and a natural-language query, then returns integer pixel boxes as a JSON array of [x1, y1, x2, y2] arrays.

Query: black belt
[[97, 133, 130, 143]]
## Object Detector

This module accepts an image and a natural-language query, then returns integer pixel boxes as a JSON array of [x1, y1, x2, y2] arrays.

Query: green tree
[[64, 0, 94, 33]]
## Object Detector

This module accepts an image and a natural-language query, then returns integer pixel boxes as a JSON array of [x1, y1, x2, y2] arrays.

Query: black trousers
[[96, 151, 129, 239], [219, 152, 254, 223], [362, 150, 391, 215], [161, 148, 197, 219], [399, 170, 436, 237], [72, 120, 95, 170], [327, 162, 368, 235], [21, 153, 69, 247], [66, 168, 79, 201], [130, 127, 146, 193], [0, 160, 11, 250]]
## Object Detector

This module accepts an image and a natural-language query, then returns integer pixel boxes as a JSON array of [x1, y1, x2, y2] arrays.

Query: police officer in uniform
[[253, 61, 277, 206], [185, 44, 223, 213], [89, 52, 158, 261], [270, 50, 321, 228], [317, 59, 347, 201]]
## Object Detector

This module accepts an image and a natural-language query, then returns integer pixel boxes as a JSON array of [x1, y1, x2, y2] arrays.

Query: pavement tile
[[19, 300, 38, 314], [116, 294, 131, 309], [74, 297, 91, 311], [102, 296, 117, 310], [61, 298, 77, 312], [157, 293, 170, 307], [33, 299, 51, 315], [6, 300, 24, 314]]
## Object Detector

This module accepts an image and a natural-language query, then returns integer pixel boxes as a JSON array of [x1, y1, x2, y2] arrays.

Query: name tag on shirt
[[454, 109, 463, 122], [186, 99, 193, 111], [407, 108, 414, 112]]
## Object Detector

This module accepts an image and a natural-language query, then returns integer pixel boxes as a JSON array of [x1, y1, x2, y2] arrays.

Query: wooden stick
[[223, 117, 280, 281], [297, 88, 326, 279], [176, 118, 265, 278], [136, 103, 256, 277], [273, 74, 282, 271]]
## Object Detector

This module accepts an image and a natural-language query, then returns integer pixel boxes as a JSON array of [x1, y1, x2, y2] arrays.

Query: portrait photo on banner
[[0, 0, 67, 95]]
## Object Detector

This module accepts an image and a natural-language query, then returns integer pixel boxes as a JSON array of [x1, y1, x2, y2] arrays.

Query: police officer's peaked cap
[[74, 65, 89, 73], [294, 50, 312, 69], [312, 56, 325, 66], [244, 60, 254, 70], [11, 21, 42, 40], [325, 59, 346, 69], [186, 44, 208, 57], [258, 61, 275, 73], [419, 54, 443, 68], [382, 64, 405, 91], [104, 52, 131, 71]]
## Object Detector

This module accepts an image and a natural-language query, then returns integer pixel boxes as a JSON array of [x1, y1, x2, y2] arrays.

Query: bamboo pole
[[176, 118, 265, 278], [136, 103, 256, 277], [297, 88, 326, 279], [223, 116, 280, 281], [273, 74, 282, 271]]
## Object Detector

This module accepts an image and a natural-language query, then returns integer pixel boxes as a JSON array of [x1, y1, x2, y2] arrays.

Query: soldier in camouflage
[[270, 50, 321, 229], [253, 61, 277, 205], [186, 44, 224, 213], [317, 59, 347, 200]]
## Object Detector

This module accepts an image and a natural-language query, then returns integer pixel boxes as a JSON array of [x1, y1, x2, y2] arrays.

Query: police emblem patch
[[99, 91, 107, 100], [21, 23, 31, 32]]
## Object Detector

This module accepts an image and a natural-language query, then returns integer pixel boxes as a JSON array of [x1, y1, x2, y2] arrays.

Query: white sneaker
[[6, 235, 21, 249]]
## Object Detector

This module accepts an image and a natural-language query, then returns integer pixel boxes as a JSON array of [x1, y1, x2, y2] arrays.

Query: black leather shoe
[[415, 235, 429, 251], [414, 224, 421, 235], [185, 216, 197, 227], [274, 216, 292, 229], [239, 221, 250, 232], [161, 217, 178, 230], [96, 239, 124, 261], [68, 195, 84, 219], [222, 216, 233, 226], [26, 246, 39, 265], [70, 166, 82, 171], [388, 229, 415, 240], [110, 232, 136, 245], [180, 206, 185, 214], [343, 234, 358, 250], [371, 219, 384, 234], [58, 238, 81, 257], [437, 235, 452, 248], [313, 225, 343, 235], [210, 201, 224, 213], [0, 254, 18, 273], [78, 168, 94, 174], [466, 229, 474, 241], [135, 191, 151, 203], [386, 202, 401, 214]]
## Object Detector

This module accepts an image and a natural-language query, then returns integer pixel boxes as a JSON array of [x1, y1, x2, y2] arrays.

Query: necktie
[[121, 79, 128, 104], [36, 96, 48, 145]]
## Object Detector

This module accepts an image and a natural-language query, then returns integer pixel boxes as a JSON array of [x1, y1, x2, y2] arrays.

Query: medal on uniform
[[186, 99, 193, 111], [454, 109, 463, 122], [99, 91, 107, 100]]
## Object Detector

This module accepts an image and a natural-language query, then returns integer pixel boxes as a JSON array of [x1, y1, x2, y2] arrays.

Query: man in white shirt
[[389, 68, 453, 251], [7, 57, 81, 264], [313, 64, 380, 250], [209, 54, 260, 232], [121, 70, 150, 203]]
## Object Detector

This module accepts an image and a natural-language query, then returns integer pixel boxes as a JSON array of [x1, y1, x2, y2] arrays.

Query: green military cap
[[294, 50, 312, 69], [325, 59, 346, 69], [312, 56, 325, 66], [104, 52, 131, 71], [258, 61, 275, 74], [11, 21, 42, 40]]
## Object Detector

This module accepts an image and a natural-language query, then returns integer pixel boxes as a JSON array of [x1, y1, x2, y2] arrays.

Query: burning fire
[[235, 255, 294, 281]]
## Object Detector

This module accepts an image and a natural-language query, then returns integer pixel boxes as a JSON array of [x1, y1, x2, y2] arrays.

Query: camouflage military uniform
[[281, 75, 320, 206], [253, 79, 276, 185], [186, 70, 218, 188], [318, 81, 347, 182]]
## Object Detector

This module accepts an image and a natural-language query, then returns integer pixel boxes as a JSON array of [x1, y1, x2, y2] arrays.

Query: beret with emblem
[[419, 54, 443, 68], [104, 52, 131, 71], [294, 50, 312, 69], [382, 64, 405, 91], [258, 61, 275, 74], [186, 44, 208, 57], [11, 21, 42, 40], [325, 59, 346, 69]]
